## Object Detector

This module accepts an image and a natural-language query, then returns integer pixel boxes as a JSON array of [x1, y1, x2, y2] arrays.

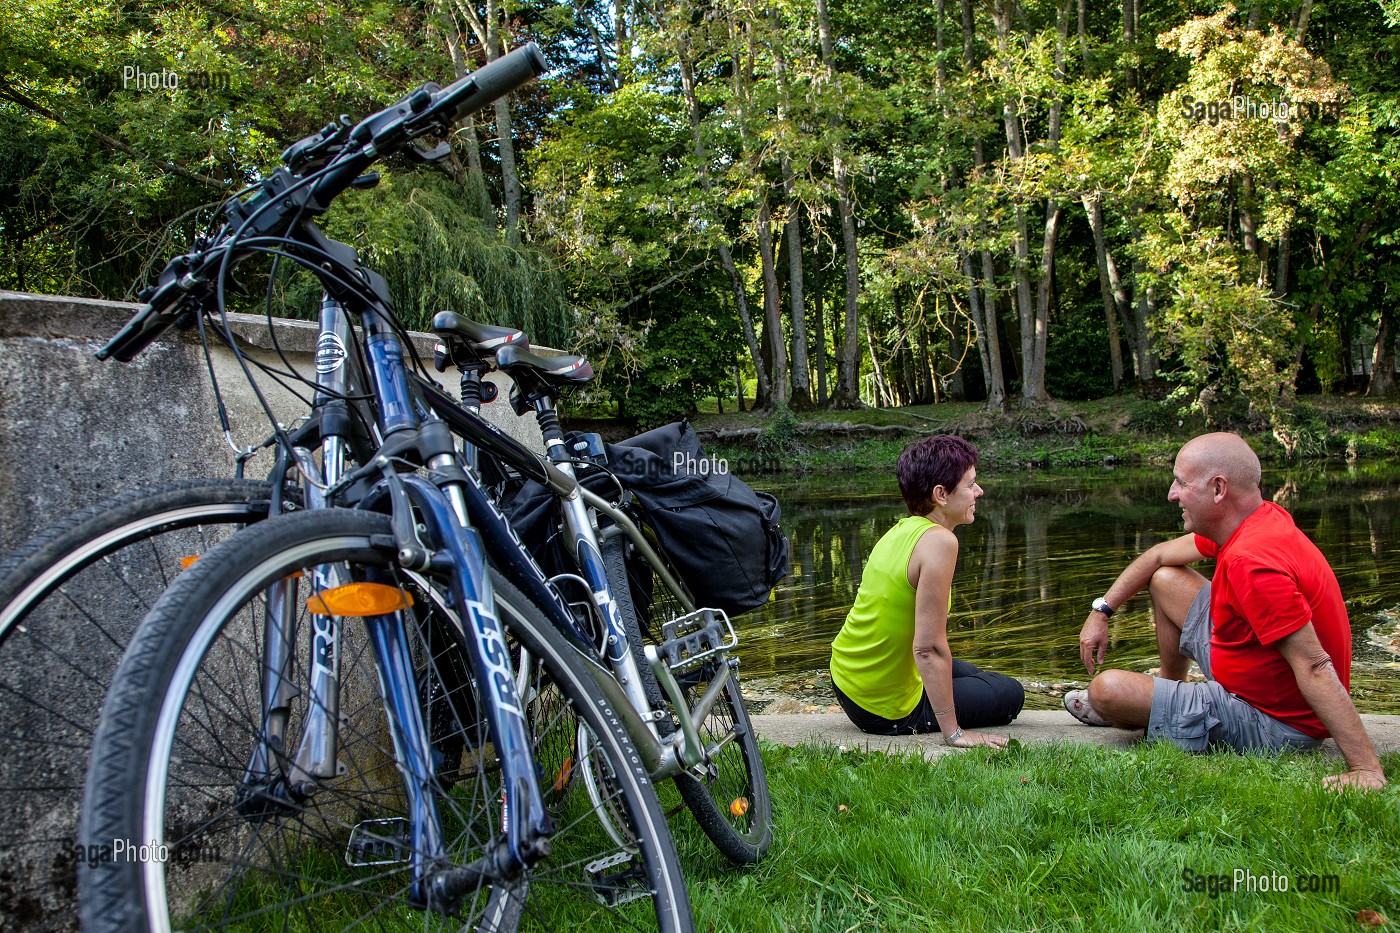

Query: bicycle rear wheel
[[80, 507, 692, 932], [601, 536, 772, 865], [0, 478, 284, 931]]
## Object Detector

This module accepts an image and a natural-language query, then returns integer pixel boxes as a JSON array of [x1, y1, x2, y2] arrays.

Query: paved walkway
[[751, 710, 1400, 761]]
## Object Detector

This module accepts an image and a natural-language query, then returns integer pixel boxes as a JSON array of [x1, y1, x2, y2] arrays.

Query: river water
[[738, 462, 1400, 714]]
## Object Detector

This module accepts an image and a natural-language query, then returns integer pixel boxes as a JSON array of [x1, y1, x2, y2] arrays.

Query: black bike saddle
[[432, 312, 528, 373], [495, 344, 594, 402], [432, 312, 527, 350]]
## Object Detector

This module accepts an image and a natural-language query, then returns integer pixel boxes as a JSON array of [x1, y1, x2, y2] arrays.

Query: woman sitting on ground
[[829, 434, 1024, 747]]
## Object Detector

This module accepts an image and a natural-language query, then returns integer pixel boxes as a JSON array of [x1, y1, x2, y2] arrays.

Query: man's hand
[[1279, 624, 1387, 792], [1079, 614, 1109, 675], [1323, 768, 1387, 792]]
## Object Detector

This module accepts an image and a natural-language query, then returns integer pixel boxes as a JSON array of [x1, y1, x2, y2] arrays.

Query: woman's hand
[[948, 730, 1009, 749]]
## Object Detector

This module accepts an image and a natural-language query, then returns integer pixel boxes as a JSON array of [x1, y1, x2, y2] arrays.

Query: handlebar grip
[[96, 277, 193, 362], [437, 43, 547, 125], [96, 302, 175, 362]]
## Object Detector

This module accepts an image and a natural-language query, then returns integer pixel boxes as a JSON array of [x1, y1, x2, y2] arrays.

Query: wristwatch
[[1091, 597, 1115, 617]]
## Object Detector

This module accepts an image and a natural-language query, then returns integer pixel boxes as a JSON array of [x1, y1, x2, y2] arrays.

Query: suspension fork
[[246, 296, 354, 790], [393, 474, 553, 867]]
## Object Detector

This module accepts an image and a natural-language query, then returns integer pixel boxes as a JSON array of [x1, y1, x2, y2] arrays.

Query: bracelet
[[944, 728, 964, 746], [934, 705, 954, 717]]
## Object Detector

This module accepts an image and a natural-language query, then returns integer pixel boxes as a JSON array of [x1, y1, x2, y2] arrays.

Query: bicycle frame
[[410, 375, 727, 784]]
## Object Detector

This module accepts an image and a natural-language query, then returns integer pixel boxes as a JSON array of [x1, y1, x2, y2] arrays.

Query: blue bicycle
[[77, 45, 692, 932]]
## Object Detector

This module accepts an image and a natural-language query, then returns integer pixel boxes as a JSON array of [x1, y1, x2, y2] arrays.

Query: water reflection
[[741, 463, 1400, 713]]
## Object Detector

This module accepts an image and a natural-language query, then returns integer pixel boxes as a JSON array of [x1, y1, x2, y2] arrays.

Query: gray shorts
[[1146, 583, 1321, 754]]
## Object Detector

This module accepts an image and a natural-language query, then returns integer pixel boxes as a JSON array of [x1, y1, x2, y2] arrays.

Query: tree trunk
[[1028, 200, 1060, 400], [1369, 306, 1397, 397], [1021, 2, 1071, 402], [919, 323, 938, 403], [756, 198, 789, 407], [1012, 206, 1036, 399], [1274, 227, 1291, 299], [979, 249, 1007, 409], [1083, 195, 1125, 388], [1123, 0, 1138, 93], [675, 39, 768, 405], [1295, 0, 1315, 41], [484, 0, 521, 245], [1130, 260, 1159, 382], [445, 30, 496, 225], [994, 0, 1039, 402], [770, 17, 811, 408], [818, 0, 863, 409], [961, 0, 1005, 410], [963, 252, 993, 400], [813, 230, 829, 404]]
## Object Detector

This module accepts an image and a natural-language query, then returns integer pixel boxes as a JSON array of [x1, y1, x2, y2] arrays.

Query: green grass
[[676, 742, 1400, 932]]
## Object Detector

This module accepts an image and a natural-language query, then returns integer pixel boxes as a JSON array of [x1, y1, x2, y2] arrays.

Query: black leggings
[[832, 659, 1025, 736]]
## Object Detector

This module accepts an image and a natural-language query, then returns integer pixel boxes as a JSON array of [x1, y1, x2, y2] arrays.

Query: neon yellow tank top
[[829, 515, 940, 719]]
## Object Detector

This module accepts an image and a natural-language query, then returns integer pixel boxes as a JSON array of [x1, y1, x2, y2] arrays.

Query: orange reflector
[[729, 797, 750, 817], [307, 583, 414, 617], [179, 555, 200, 570], [552, 756, 574, 793]]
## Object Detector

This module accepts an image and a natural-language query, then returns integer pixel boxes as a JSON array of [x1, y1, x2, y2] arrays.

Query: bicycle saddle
[[432, 312, 527, 373], [495, 344, 593, 403], [432, 312, 527, 350]]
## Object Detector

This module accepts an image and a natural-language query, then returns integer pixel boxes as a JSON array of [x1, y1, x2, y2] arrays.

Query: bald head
[[1177, 433, 1262, 496], [1170, 433, 1264, 542]]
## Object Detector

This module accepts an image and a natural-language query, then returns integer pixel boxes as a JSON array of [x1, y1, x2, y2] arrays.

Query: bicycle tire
[[600, 536, 772, 865], [0, 478, 285, 932], [79, 507, 693, 932]]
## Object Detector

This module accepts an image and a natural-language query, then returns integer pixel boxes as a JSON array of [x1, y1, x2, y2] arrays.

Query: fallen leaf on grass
[[1359, 910, 1389, 926]]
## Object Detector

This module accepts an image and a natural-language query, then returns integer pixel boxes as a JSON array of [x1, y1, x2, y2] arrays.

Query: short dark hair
[[896, 434, 979, 516]]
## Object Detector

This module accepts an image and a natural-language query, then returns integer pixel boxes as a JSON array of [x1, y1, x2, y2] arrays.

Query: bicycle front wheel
[[0, 478, 284, 930], [80, 507, 692, 932]]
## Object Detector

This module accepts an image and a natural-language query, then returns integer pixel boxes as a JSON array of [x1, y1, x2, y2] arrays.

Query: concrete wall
[[0, 290, 549, 930], [0, 290, 544, 551]]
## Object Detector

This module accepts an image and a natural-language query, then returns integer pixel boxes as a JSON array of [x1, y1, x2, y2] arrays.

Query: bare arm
[[1079, 533, 1205, 674], [910, 530, 1007, 749], [1277, 624, 1386, 791]]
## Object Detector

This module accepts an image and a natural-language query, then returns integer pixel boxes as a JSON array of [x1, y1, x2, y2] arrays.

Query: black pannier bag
[[505, 420, 789, 617]]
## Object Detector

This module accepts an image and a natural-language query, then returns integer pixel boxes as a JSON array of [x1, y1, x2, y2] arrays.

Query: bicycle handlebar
[[98, 43, 548, 363]]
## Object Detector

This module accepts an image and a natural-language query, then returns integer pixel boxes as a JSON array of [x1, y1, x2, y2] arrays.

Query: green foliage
[[8, 0, 1400, 414], [291, 172, 573, 345]]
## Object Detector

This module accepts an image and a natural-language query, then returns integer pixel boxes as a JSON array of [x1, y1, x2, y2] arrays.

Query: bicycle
[[73, 43, 692, 931]]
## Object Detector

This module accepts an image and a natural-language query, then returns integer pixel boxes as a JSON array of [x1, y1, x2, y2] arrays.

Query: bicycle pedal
[[656, 608, 737, 672], [346, 818, 412, 866], [584, 851, 650, 907]]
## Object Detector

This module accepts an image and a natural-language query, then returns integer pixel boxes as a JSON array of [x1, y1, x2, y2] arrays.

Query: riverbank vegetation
[[693, 394, 1400, 473], [674, 741, 1400, 932], [6, 0, 1400, 438]]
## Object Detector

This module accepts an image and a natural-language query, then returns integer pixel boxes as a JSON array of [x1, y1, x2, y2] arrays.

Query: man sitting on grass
[[1065, 432, 1386, 791]]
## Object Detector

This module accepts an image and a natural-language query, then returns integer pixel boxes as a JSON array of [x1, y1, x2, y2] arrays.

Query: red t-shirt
[[1194, 501, 1351, 739]]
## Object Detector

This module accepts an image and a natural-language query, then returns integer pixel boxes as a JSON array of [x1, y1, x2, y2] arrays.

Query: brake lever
[[402, 141, 452, 166]]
